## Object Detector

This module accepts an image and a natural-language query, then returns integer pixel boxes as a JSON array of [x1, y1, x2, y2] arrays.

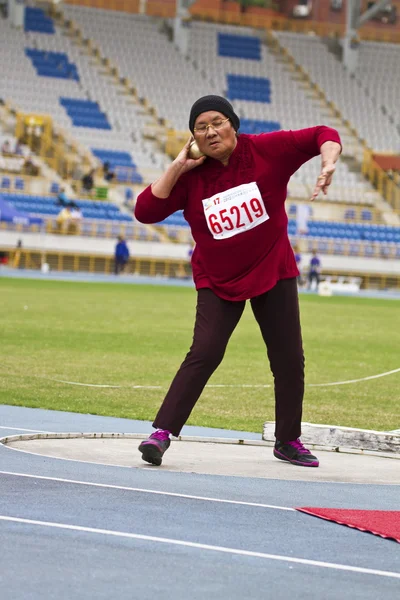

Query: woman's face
[[193, 111, 237, 163]]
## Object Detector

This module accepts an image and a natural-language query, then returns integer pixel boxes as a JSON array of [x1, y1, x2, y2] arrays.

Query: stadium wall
[[0, 230, 190, 260], [60, 1, 400, 42], [62, 0, 176, 17], [1, 230, 400, 290]]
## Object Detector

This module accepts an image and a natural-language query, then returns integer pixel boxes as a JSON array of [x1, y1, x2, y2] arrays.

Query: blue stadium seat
[[111, 223, 122, 236], [60, 98, 110, 129], [24, 7, 55, 34], [361, 210, 372, 221], [317, 241, 329, 252], [2, 193, 132, 222], [14, 178, 25, 191], [364, 245, 375, 257], [240, 118, 280, 134], [344, 209, 356, 220], [125, 188, 134, 202], [333, 242, 345, 254], [226, 74, 271, 103], [349, 242, 361, 255], [26, 49, 80, 81], [218, 33, 261, 61]]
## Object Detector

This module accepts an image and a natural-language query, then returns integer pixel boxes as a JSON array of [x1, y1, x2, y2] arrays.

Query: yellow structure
[[5, 247, 192, 279], [15, 112, 92, 180], [165, 129, 191, 159], [362, 150, 400, 213]]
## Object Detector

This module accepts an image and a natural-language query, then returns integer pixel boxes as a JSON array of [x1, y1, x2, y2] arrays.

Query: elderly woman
[[135, 95, 341, 468]]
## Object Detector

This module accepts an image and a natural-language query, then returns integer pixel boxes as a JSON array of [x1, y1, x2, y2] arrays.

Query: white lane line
[[0, 471, 294, 511], [49, 380, 122, 388], [36, 366, 400, 389], [308, 367, 400, 387], [1, 444, 133, 469], [47, 379, 269, 389], [0, 426, 51, 433], [0, 515, 399, 579]]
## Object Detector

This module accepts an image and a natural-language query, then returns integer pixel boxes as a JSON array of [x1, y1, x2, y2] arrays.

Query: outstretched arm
[[310, 141, 342, 201]]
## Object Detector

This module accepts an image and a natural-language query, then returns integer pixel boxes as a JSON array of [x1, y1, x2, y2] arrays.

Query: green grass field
[[1, 277, 399, 433]]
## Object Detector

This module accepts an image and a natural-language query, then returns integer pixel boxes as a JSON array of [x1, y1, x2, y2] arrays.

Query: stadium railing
[[5, 247, 193, 280], [3, 246, 400, 291], [3, 215, 399, 254], [0, 218, 161, 242]]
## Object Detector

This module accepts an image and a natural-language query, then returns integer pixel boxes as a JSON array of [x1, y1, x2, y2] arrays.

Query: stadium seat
[[344, 209, 356, 220], [2, 192, 133, 222], [24, 7, 55, 34], [361, 210, 373, 221], [274, 31, 400, 153], [1, 177, 11, 190], [14, 178, 25, 191]]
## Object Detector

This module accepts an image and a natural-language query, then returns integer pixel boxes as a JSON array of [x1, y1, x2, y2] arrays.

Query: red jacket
[[135, 127, 341, 301]]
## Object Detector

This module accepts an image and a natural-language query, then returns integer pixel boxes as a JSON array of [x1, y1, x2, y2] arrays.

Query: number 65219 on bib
[[202, 182, 269, 240]]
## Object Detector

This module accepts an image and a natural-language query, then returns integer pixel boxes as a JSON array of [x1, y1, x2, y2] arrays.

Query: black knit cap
[[189, 95, 240, 133]]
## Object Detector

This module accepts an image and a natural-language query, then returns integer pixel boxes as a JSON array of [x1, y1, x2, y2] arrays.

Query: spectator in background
[[124, 187, 135, 210], [14, 139, 24, 155], [0, 250, 9, 267], [56, 187, 69, 207], [1, 140, 12, 155], [293, 245, 303, 287], [308, 250, 321, 290], [13, 239, 23, 269], [103, 161, 115, 182], [23, 154, 39, 176], [56, 204, 72, 234], [82, 168, 95, 193], [114, 235, 130, 275], [69, 203, 83, 234], [70, 204, 83, 221]]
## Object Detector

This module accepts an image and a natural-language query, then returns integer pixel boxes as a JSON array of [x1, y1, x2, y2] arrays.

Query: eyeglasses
[[193, 118, 230, 135]]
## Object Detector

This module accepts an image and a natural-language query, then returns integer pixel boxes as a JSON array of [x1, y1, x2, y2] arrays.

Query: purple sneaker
[[138, 430, 171, 466], [274, 438, 319, 467]]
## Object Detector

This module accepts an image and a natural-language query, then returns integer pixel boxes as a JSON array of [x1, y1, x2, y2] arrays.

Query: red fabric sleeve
[[134, 175, 188, 224], [290, 126, 341, 155], [253, 126, 342, 176]]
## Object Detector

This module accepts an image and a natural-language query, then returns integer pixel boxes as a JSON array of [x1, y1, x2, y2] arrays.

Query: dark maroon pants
[[153, 277, 304, 441]]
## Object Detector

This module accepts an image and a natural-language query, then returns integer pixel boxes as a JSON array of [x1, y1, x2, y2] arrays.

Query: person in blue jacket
[[114, 235, 130, 275], [308, 249, 321, 290]]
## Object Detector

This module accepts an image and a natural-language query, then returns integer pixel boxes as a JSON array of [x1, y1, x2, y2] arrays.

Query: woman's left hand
[[311, 163, 336, 201]]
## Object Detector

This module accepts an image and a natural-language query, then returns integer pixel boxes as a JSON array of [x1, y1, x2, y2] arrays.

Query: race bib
[[202, 182, 269, 240]]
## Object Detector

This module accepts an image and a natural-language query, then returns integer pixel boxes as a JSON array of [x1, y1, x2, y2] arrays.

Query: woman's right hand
[[175, 138, 206, 173], [150, 138, 206, 198]]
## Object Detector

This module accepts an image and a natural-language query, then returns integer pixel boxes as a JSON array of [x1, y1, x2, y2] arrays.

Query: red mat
[[296, 508, 400, 543]]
